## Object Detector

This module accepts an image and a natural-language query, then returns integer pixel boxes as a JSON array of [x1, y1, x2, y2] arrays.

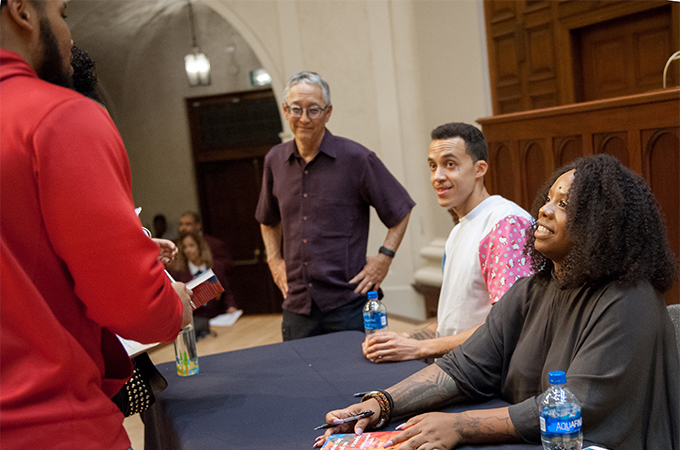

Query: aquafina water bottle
[[539, 371, 582, 450], [362, 290, 388, 335]]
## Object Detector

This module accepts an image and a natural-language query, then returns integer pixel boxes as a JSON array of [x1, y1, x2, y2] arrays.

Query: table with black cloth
[[142, 331, 542, 450]]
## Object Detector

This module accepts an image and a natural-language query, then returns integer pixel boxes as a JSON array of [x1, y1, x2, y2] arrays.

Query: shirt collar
[[0, 49, 38, 82], [459, 195, 497, 224], [285, 129, 336, 163], [188, 261, 207, 276]]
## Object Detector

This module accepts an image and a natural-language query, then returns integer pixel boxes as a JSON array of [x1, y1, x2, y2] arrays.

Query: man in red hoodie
[[0, 1, 192, 448]]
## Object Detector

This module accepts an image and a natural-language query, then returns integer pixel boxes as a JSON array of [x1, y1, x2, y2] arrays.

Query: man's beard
[[35, 17, 71, 88]]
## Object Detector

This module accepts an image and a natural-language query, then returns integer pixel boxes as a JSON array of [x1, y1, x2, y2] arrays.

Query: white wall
[[68, 0, 491, 320], [206, 0, 491, 319]]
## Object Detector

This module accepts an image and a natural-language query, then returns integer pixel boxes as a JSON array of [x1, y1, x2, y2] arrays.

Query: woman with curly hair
[[316, 154, 679, 450]]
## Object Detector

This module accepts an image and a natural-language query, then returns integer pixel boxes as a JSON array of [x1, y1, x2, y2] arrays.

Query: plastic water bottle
[[540, 371, 582, 450], [174, 317, 199, 376], [363, 291, 388, 335]]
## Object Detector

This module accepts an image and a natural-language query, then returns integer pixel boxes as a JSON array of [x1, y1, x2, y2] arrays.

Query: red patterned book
[[320, 431, 400, 449], [186, 269, 224, 309]]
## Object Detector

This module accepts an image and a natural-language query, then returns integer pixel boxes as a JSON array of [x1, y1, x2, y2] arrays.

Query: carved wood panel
[[554, 135, 583, 167], [487, 0, 517, 24], [521, 139, 553, 207], [643, 127, 680, 302], [488, 142, 522, 206], [594, 132, 629, 166]]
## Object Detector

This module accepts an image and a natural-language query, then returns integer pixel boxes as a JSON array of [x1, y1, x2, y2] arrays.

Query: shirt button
[[308, 283, 312, 287], [303, 239, 308, 243], [303, 216, 308, 220], [303, 193, 308, 198], [304, 170, 309, 174], [304, 262, 309, 266]]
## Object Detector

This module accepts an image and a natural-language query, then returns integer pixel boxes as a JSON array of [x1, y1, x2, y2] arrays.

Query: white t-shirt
[[436, 195, 533, 338]]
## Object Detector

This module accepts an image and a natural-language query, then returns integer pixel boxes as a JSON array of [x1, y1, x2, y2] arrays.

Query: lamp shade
[[185, 48, 211, 86], [249, 69, 271, 87]]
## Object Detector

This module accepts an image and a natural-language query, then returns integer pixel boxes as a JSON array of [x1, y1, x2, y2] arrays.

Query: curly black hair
[[527, 154, 678, 293], [71, 45, 104, 104]]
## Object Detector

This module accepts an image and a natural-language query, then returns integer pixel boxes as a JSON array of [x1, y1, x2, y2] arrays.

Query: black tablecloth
[[143, 331, 541, 449]]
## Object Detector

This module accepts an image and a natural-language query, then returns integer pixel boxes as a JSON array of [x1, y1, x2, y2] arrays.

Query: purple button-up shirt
[[256, 130, 415, 314]]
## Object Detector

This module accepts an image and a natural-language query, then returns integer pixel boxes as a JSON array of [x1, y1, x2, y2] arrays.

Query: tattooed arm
[[362, 322, 482, 362], [314, 363, 520, 449], [388, 361, 469, 417], [384, 364, 520, 448], [408, 321, 438, 340]]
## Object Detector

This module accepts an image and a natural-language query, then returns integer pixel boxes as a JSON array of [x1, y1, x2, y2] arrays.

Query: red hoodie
[[0, 49, 183, 449]]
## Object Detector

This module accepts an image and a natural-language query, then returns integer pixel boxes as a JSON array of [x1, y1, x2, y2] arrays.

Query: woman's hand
[[387, 408, 518, 449], [313, 399, 381, 448], [386, 412, 462, 449]]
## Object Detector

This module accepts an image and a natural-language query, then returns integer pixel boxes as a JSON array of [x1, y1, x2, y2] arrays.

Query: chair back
[[668, 304, 680, 360]]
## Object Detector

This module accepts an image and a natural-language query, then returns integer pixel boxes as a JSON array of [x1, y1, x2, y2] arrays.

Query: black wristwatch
[[378, 246, 395, 258]]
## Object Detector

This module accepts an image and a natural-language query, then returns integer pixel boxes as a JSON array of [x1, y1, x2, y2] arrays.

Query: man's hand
[[313, 399, 381, 448], [172, 282, 194, 328], [153, 238, 178, 265], [268, 257, 288, 299], [362, 331, 424, 362], [349, 253, 391, 294]]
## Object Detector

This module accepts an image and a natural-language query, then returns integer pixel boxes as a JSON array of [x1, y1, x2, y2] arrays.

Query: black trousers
[[281, 294, 367, 341]]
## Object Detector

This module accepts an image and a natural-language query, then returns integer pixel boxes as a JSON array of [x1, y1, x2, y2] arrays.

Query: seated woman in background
[[169, 231, 239, 322], [316, 154, 679, 450]]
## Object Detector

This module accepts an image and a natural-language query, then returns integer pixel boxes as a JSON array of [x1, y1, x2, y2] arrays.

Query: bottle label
[[363, 312, 387, 330], [540, 408, 582, 437]]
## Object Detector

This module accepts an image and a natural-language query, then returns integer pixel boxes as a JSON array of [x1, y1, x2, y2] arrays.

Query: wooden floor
[[123, 313, 428, 449]]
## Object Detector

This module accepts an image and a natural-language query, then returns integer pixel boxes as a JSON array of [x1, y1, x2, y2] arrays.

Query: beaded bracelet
[[360, 390, 393, 429]]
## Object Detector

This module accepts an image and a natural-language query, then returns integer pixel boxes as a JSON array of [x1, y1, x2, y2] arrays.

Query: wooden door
[[484, 0, 562, 114], [483, 0, 678, 114], [575, 5, 676, 102], [186, 89, 284, 314]]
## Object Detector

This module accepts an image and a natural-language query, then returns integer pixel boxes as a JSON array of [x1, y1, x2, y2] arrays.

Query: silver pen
[[314, 410, 374, 430]]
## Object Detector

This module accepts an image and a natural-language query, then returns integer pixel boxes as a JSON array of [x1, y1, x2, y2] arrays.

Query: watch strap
[[378, 246, 395, 258]]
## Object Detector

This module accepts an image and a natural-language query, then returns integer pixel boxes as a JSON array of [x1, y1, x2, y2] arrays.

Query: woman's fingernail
[[356, 428, 363, 435], [383, 441, 393, 448], [333, 419, 344, 424], [395, 422, 407, 430]]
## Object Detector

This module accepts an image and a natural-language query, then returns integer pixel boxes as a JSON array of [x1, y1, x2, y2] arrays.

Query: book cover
[[320, 431, 400, 450], [186, 268, 224, 310]]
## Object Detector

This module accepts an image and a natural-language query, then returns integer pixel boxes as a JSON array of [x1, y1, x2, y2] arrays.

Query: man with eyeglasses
[[256, 71, 415, 341]]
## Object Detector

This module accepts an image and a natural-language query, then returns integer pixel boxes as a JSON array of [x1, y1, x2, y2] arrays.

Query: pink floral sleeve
[[478, 215, 534, 304]]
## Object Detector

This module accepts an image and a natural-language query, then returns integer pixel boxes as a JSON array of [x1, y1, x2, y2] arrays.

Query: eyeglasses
[[285, 104, 328, 119]]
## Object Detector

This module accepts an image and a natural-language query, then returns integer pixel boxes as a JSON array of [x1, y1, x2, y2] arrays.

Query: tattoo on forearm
[[456, 413, 518, 443], [433, 346, 456, 358], [408, 326, 436, 340], [389, 365, 468, 419]]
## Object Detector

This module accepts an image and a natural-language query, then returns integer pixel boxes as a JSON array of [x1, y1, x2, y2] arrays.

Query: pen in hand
[[314, 410, 374, 430]]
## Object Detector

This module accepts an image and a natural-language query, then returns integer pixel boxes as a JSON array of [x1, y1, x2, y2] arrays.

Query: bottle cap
[[367, 291, 378, 299], [548, 370, 566, 385]]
